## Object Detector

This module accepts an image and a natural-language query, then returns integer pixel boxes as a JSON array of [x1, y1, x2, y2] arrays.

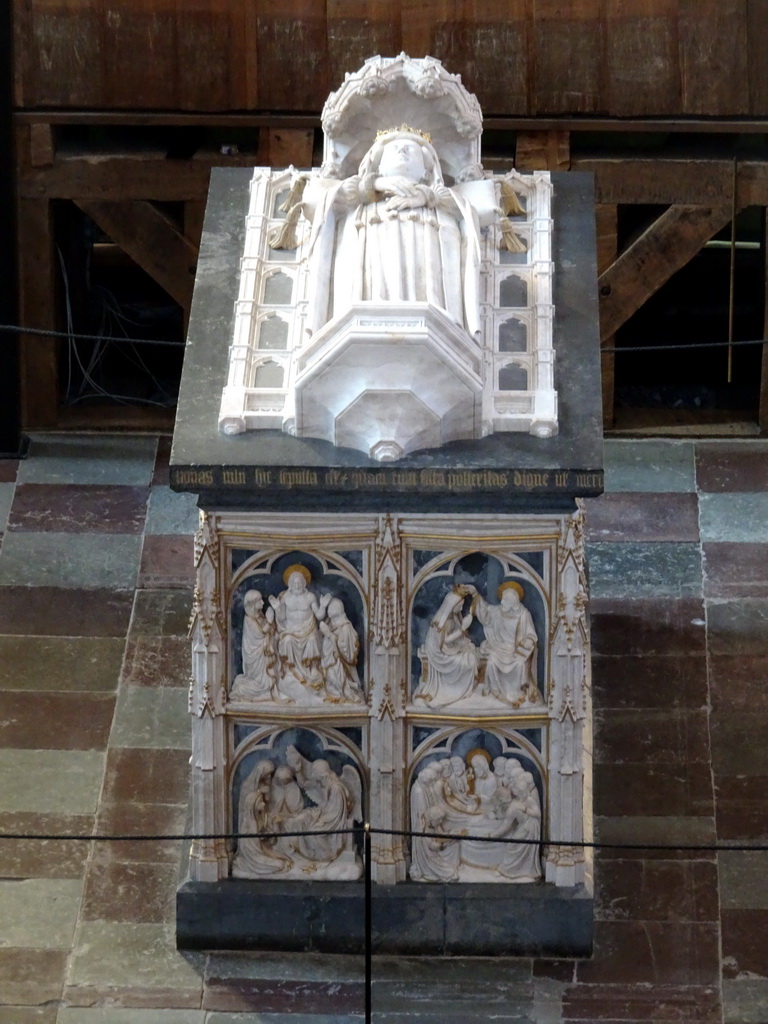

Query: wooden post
[[17, 199, 59, 429], [595, 203, 617, 429], [759, 213, 768, 434]]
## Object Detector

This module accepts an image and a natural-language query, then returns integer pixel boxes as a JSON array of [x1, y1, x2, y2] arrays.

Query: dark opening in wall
[[613, 205, 765, 423]]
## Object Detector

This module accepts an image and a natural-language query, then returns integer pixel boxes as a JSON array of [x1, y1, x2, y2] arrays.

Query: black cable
[[1, 825, 766, 853]]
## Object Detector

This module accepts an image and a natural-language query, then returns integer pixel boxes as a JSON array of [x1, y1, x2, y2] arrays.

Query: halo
[[497, 580, 524, 601], [465, 747, 492, 767], [282, 563, 312, 586]]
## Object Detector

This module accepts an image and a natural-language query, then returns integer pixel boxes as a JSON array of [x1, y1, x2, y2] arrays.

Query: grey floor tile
[[0, 877, 82, 948], [0, 749, 105, 814], [58, 1012, 205, 1024], [17, 435, 157, 486], [0, 533, 142, 588], [699, 492, 768, 542], [587, 542, 703, 598], [603, 440, 696, 493], [145, 487, 200, 536], [204, 1018, 363, 1024], [0, 482, 14, 533], [722, 978, 768, 1023], [110, 687, 191, 749], [67, 920, 205, 992], [718, 851, 768, 910]]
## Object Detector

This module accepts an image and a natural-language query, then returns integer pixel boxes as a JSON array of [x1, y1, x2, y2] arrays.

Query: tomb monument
[[172, 54, 602, 955]]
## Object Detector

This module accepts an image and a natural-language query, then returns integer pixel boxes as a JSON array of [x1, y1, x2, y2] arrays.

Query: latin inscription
[[171, 466, 604, 494]]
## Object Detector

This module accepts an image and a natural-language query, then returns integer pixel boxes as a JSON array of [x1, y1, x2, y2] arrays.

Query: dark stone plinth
[[170, 170, 603, 512], [176, 877, 593, 956]]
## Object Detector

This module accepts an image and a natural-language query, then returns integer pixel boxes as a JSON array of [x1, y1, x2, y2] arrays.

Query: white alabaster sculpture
[[230, 565, 365, 707], [187, 509, 591, 889], [413, 581, 544, 711], [408, 752, 542, 883], [218, 54, 558, 455], [233, 746, 363, 881]]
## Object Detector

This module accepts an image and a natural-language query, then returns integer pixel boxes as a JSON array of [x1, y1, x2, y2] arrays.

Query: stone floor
[[0, 433, 766, 1023]]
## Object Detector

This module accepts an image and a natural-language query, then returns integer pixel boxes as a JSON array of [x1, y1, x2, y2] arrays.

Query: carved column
[[369, 514, 407, 882], [188, 511, 230, 881], [546, 505, 590, 887]]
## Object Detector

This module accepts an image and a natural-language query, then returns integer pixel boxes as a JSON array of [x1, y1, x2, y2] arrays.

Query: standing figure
[[413, 586, 478, 707], [470, 582, 542, 708], [304, 128, 484, 338], [320, 597, 365, 704], [230, 589, 282, 702], [269, 565, 331, 696]]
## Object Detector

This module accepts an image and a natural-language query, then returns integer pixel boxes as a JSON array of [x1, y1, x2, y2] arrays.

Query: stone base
[[176, 877, 593, 956]]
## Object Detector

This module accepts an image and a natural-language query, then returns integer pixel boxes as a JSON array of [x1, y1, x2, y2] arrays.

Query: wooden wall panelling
[[19, 0, 106, 108], [102, 0, 179, 109], [595, 202, 617, 426], [598, 204, 739, 340], [18, 154, 213, 201], [75, 199, 198, 309], [326, 0, 401, 88], [176, 0, 251, 111], [747, 0, 768, 115], [256, 0, 328, 111], [401, 0, 532, 115], [604, 0, 680, 115], [532, 0, 605, 115], [16, 198, 59, 429], [572, 156, 736, 205], [679, 0, 750, 115]]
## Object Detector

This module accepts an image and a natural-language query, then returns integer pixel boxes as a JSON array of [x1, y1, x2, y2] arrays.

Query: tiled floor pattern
[[0, 434, 766, 1022]]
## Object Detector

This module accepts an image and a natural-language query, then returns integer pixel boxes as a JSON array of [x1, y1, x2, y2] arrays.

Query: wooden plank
[[569, 157, 768, 206], [679, 0, 750, 115], [595, 203, 617, 427], [532, 0, 605, 114], [760, 215, 768, 433], [326, 0, 401, 86], [265, 128, 315, 169], [598, 204, 737, 340], [102, 0, 179, 109], [256, 0, 328, 110], [21, 0, 105, 107], [16, 199, 59, 429], [18, 155, 223, 201], [29, 123, 55, 167], [747, 0, 768, 115], [401, 0, 532, 115], [75, 200, 198, 308], [604, 0, 680, 115], [175, 0, 247, 111], [515, 131, 570, 171]]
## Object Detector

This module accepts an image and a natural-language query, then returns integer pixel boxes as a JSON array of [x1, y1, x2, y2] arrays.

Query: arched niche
[[257, 315, 289, 351], [498, 363, 528, 391]]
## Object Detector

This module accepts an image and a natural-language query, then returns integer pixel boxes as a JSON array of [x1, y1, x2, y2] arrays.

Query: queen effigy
[[218, 53, 559, 459]]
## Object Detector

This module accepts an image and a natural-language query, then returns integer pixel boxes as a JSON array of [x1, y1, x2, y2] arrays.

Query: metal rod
[[728, 158, 738, 383], [364, 822, 372, 1024]]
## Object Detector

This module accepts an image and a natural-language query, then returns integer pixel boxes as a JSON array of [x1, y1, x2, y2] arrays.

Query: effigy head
[[360, 125, 443, 186]]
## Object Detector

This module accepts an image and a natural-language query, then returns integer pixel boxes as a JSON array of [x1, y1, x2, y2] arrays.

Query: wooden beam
[[515, 130, 570, 172], [265, 128, 315, 169], [16, 199, 59, 429], [598, 204, 737, 340], [595, 203, 617, 427], [75, 200, 198, 309], [760, 214, 768, 434], [572, 157, 768, 207]]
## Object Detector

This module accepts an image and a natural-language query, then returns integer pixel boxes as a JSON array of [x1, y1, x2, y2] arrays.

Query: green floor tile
[[110, 687, 191, 750], [0, 877, 82, 948], [0, 749, 105, 814], [0, 636, 125, 692], [0, 533, 142, 589], [18, 436, 157, 486]]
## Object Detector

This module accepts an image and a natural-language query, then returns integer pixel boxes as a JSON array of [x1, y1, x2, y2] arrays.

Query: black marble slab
[[176, 876, 593, 956], [170, 170, 603, 512]]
